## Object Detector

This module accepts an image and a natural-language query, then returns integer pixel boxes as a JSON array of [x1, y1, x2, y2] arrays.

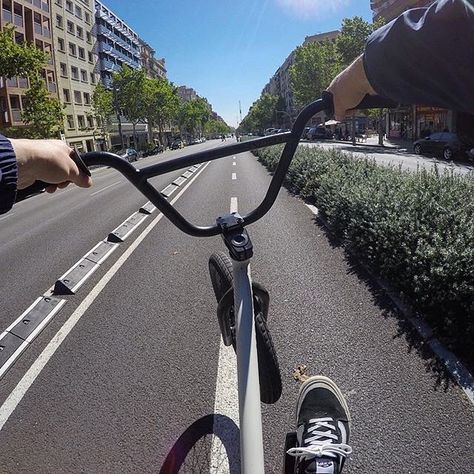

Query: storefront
[[415, 106, 452, 138], [386, 106, 414, 140]]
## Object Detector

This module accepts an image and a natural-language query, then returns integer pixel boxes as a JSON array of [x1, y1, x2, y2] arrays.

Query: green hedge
[[255, 145, 474, 360]]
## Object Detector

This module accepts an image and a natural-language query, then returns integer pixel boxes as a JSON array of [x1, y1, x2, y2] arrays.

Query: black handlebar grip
[[352, 94, 399, 110]]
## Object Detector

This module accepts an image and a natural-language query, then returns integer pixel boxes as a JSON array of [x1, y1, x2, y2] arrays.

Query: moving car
[[307, 125, 334, 140], [413, 132, 474, 160], [143, 144, 164, 157], [118, 148, 138, 162]]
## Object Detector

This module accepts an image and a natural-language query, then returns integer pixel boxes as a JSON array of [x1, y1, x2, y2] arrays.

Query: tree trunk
[[378, 109, 384, 146], [117, 113, 124, 149], [147, 119, 154, 143], [351, 112, 356, 146], [132, 122, 137, 149]]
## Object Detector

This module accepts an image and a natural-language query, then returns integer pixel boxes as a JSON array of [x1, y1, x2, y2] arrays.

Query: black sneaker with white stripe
[[287, 376, 352, 474]]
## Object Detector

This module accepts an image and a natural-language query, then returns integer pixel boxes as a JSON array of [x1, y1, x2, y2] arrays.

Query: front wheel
[[414, 144, 422, 154], [209, 252, 282, 404]]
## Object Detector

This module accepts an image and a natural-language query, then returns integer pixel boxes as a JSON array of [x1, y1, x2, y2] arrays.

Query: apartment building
[[371, 0, 434, 21], [0, 0, 58, 130], [94, 0, 140, 88], [139, 38, 166, 79], [262, 30, 339, 126], [177, 86, 198, 102], [52, 0, 97, 151]]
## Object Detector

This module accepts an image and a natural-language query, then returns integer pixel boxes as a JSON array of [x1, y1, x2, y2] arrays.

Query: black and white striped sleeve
[[0, 135, 18, 214]]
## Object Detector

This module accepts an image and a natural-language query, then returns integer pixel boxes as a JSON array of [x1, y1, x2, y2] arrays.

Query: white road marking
[[0, 162, 211, 431], [90, 181, 121, 196], [230, 197, 238, 214], [232, 173, 237, 180], [305, 204, 319, 215], [232, 162, 236, 166], [0, 213, 14, 221]]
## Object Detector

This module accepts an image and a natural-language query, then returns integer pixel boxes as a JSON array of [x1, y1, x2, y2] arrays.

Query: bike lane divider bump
[[107, 211, 148, 243], [189, 166, 198, 173], [232, 173, 237, 180], [161, 184, 178, 198], [182, 171, 193, 179], [0, 296, 66, 379], [54, 258, 99, 296], [172, 176, 186, 187], [139, 201, 156, 215]]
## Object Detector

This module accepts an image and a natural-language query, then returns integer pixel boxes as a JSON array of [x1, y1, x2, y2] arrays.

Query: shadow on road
[[159, 414, 240, 473], [310, 215, 467, 393]]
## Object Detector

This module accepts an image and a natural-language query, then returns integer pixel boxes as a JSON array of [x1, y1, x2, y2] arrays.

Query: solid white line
[[232, 173, 237, 180], [0, 213, 14, 222], [90, 181, 121, 196], [0, 161, 211, 432], [230, 197, 238, 213]]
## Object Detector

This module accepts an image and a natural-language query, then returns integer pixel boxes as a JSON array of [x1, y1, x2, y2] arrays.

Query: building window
[[58, 37, 65, 51], [87, 51, 93, 63], [68, 42, 76, 56], [66, 0, 73, 13], [56, 14, 63, 28], [56, 0, 63, 5], [60, 62, 68, 77], [90, 72, 96, 84], [84, 92, 90, 105], [71, 66, 79, 80], [78, 47, 85, 60], [80, 69, 88, 82], [77, 115, 85, 128], [63, 88, 71, 103], [67, 20, 74, 35], [74, 90, 82, 104], [67, 115, 75, 129], [76, 26, 83, 39], [86, 32, 92, 43], [84, 11, 90, 24], [87, 115, 94, 128], [75, 5, 82, 18]]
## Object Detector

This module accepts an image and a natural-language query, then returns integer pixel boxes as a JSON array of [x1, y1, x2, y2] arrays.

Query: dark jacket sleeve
[[363, 0, 474, 114], [0, 135, 18, 214]]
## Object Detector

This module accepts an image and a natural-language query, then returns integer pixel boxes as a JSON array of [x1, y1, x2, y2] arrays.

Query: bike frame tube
[[232, 258, 264, 473]]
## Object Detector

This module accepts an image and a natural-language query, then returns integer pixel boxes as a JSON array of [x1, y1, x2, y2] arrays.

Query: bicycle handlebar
[[17, 92, 397, 237]]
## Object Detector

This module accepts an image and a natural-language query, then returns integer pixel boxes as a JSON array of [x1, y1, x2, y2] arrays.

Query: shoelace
[[287, 417, 353, 460]]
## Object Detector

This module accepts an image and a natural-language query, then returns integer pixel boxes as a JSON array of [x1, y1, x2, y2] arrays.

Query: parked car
[[264, 128, 277, 136], [307, 126, 334, 140], [118, 148, 138, 162], [413, 132, 474, 160], [170, 138, 184, 150], [302, 127, 311, 139], [143, 144, 164, 157], [276, 128, 290, 134]]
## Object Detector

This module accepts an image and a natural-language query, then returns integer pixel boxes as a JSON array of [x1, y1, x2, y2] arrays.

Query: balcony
[[33, 0, 42, 8], [18, 77, 29, 88], [102, 58, 119, 72], [6, 77, 18, 87], [11, 109, 22, 123], [42, 2, 49, 13], [48, 82, 57, 93]]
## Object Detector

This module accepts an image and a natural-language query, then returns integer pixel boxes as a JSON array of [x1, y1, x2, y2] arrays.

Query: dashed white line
[[232, 173, 237, 180], [232, 162, 236, 166], [90, 181, 121, 196], [230, 197, 238, 214], [0, 162, 211, 432]]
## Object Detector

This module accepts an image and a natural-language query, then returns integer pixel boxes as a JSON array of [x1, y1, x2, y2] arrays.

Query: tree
[[113, 66, 147, 147], [335, 17, 373, 67], [177, 97, 211, 139], [20, 75, 64, 138], [204, 118, 230, 137], [289, 40, 340, 109], [0, 26, 47, 79], [92, 82, 114, 145]]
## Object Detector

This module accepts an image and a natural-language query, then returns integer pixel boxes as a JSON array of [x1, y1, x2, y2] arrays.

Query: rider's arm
[[0, 135, 18, 214], [328, 0, 474, 119], [0, 136, 92, 214]]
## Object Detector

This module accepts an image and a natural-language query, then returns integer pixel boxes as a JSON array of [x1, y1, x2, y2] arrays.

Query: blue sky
[[104, 0, 373, 126]]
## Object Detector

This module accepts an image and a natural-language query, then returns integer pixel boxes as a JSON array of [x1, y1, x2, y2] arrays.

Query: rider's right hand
[[326, 55, 376, 121]]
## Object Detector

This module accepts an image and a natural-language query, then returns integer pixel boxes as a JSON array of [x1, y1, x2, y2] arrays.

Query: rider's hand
[[327, 55, 376, 121], [10, 139, 92, 193]]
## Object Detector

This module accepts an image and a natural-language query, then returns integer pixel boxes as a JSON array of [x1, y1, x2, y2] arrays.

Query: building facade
[[262, 30, 339, 127], [0, 0, 58, 130], [177, 85, 198, 102], [52, 0, 98, 151], [371, 0, 434, 22], [139, 38, 166, 79]]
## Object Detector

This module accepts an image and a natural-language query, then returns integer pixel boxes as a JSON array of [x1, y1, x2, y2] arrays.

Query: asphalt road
[[0, 139, 473, 473], [303, 140, 474, 175]]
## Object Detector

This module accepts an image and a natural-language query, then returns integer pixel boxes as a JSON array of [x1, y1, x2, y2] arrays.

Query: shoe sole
[[296, 375, 351, 423]]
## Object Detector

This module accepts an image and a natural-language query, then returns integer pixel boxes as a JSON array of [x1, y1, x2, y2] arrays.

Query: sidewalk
[[332, 135, 413, 150]]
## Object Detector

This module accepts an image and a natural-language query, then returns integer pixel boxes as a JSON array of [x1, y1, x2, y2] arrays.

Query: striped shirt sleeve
[[0, 134, 18, 214]]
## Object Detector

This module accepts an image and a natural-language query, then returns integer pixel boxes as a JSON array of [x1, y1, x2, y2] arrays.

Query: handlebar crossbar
[[82, 95, 332, 237]]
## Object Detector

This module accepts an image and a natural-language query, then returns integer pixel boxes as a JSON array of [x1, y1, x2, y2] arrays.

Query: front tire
[[208, 252, 282, 404], [414, 144, 422, 154], [443, 147, 453, 160]]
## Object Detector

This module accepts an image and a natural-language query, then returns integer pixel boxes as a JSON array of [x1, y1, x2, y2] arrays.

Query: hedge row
[[254, 145, 474, 360]]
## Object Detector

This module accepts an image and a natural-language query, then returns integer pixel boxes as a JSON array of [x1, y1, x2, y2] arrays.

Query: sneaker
[[287, 376, 352, 474]]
